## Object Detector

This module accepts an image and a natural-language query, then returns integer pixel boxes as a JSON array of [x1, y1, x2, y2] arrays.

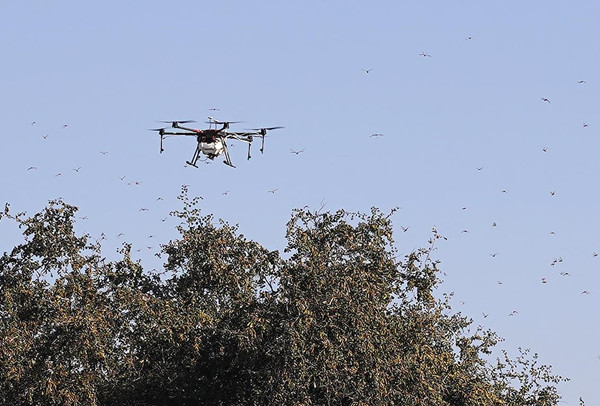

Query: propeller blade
[[157, 120, 196, 129], [150, 128, 197, 138], [245, 126, 285, 131], [205, 120, 243, 125]]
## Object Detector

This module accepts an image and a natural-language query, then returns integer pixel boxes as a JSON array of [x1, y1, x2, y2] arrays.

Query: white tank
[[200, 139, 224, 159]]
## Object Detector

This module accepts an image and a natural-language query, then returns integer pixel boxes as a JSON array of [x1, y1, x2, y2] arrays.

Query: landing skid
[[186, 161, 198, 168]]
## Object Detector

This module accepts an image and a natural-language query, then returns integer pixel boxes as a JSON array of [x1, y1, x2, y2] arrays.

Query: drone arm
[[153, 130, 196, 154], [226, 133, 253, 143], [176, 125, 201, 133], [160, 131, 197, 136]]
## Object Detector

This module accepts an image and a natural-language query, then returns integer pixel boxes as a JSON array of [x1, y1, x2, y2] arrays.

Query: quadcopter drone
[[149, 117, 283, 168]]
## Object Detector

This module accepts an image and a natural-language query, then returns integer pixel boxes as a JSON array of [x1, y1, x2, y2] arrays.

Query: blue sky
[[2, 1, 599, 403]]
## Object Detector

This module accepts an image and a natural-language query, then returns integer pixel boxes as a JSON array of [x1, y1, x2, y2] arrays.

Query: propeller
[[157, 120, 196, 128], [245, 126, 285, 135], [205, 119, 243, 124], [148, 128, 166, 135], [205, 118, 243, 130], [149, 127, 196, 153], [149, 128, 168, 153], [244, 127, 284, 152], [149, 128, 196, 137]]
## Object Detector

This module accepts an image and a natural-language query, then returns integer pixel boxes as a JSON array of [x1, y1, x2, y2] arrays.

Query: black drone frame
[[150, 119, 283, 168]]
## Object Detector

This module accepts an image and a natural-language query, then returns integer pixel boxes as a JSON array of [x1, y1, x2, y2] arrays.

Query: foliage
[[0, 192, 567, 405]]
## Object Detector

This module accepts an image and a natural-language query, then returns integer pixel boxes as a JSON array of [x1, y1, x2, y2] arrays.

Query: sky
[[1, 1, 599, 403]]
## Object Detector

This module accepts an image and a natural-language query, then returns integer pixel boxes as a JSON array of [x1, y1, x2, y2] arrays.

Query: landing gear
[[221, 137, 236, 168], [186, 144, 202, 167]]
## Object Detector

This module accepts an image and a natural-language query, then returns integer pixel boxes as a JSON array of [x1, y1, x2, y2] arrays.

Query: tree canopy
[[0, 191, 566, 405]]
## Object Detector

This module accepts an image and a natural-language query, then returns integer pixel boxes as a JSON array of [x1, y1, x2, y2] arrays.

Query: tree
[[0, 191, 566, 405]]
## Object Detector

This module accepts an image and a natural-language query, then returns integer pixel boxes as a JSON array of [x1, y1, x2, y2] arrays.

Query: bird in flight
[[577, 80, 586, 84], [72, 167, 82, 173], [419, 52, 431, 57], [542, 147, 548, 152], [290, 148, 305, 155], [362, 68, 373, 74], [27, 166, 37, 171], [370, 133, 384, 138], [268, 188, 278, 194], [541, 97, 551, 103]]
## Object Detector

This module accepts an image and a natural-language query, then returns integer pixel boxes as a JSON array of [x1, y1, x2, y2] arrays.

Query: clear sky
[[2, 1, 599, 403]]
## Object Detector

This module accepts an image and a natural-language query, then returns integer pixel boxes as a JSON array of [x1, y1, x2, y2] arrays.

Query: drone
[[149, 117, 283, 168]]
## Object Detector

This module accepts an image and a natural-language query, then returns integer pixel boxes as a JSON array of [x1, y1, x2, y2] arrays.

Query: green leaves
[[0, 197, 566, 405]]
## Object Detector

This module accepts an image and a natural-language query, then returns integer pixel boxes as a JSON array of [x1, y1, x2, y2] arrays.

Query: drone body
[[150, 118, 283, 168], [199, 137, 225, 160]]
